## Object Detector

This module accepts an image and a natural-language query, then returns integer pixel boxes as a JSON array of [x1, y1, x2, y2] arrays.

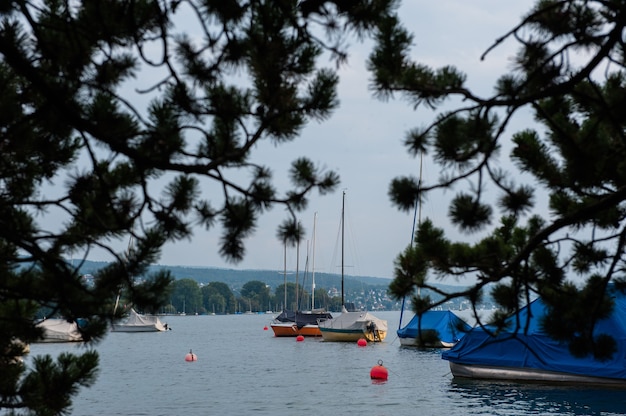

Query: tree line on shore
[[165, 278, 352, 314]]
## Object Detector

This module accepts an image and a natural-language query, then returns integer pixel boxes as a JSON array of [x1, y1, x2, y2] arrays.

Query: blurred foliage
[[379, 0, 626, 360], [0, 0, 400, 414]]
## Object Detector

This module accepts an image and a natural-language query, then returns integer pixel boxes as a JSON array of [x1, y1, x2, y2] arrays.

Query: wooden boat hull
[[449, 362, 626, 386], [318, 310, 388, 342], [270, 323, 323, 337], [319, 327, 387, 342]]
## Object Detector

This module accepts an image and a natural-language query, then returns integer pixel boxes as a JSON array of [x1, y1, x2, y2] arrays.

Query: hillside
[[74, 260, 480, 309], [76, 259, 393, 292]]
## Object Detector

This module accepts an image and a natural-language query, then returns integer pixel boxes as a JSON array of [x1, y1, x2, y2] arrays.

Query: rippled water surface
[[27, 311, 626, 416]]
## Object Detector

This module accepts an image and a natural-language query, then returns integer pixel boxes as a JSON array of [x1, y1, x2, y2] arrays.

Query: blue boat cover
[[397, 310, 472, 344], [442, 288, 626, 380]]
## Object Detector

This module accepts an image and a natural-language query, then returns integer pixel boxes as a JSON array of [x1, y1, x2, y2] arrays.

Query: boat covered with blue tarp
[[397, 310, 472, 347], [442, 287, 626, 385]]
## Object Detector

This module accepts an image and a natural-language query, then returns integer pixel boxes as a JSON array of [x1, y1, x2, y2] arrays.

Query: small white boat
[[35, 318, 84, 342], [112, 308, 168, 332]]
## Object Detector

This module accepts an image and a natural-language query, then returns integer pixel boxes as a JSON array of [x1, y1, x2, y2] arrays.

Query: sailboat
[[396, 153, 470, 348], [271, 214, 333, 337], [111, 308, 168, 332], [111, 236, 169, 332], [318, 191, 388, 342]]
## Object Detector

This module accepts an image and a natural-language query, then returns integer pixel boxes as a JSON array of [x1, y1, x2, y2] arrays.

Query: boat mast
[[312, 212, 317, 310], [283, 242, 287, 311], [114, 234, 135, 315], [341, 190, 345, 308], [295, 226, 300, 312], [399, 152, 423, 329]]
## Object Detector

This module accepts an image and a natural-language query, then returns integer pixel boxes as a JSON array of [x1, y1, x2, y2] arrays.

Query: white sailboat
[[318, 191, 388, 342], [111, 236, 169, 332], [111, 308, 168, 332]]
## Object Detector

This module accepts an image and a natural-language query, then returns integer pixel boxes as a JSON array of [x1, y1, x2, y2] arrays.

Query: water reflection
[[448, 378, 626, 415]]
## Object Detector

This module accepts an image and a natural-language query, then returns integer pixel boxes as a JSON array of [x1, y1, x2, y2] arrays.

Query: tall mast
[[311, 212, 317, 310], [399, 152, 423, 329], [295, 227, 300, 311], [341, 190, 345, 308], [283, 242, 287, 311]]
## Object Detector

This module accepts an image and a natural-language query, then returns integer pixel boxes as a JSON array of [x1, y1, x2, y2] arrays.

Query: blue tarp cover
[[397, 310, 471, 344], [442, 288, 626, 380]]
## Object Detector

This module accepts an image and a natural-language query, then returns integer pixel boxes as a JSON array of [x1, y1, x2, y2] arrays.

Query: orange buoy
[[296, 335, 305, 342], [370, 360, 388, 380], [185, 349, 197, 362], [357, 338, 367, 347]]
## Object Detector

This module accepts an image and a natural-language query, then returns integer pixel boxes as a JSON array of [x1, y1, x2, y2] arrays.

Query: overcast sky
[[79, 1, 538, 280]]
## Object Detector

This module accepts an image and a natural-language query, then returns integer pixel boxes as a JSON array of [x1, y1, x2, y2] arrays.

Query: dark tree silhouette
[[0, 1, 399, 414], [373, 1, 626, 359]]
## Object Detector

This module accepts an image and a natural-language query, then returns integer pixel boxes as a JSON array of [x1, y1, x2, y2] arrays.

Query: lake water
[[27, 311, 626, 416]]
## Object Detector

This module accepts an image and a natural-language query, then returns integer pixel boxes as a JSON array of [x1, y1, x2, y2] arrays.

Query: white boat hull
[[111, 324, 165, 332], [449, 362, 626, 386]]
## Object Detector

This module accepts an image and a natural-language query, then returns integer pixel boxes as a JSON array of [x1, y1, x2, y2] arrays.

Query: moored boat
[[270, 310, 333, 337], [318, 306, 387, 342], [397, 310, 471, 348], [442, 287, 626, 386], [270, 212, 333, 337], [395, 154, 467, 348], [447, 362, 626, 386], [318, 191, 387, 342], [35, 318, 84, 342], [111, 308, 168, 332]]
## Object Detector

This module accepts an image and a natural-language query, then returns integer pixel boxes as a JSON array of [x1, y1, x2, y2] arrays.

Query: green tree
[[298, 287, 330, 309], [295, 287, 311, 310], [373, 0, 626, 359], [0, 1, 400, 414], [241, 280, 271, 312], [170, 278, 202, 314], [313, 288, 331, 310], [274, 282, 299, 311], [201, 281, 236, 314], [327, 295, 343, 312], [207, 293, 226, 314]]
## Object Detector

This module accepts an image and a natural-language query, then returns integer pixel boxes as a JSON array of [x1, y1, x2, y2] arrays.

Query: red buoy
[[370, 360, 388, 380], [296, 335, 305, 342], [263, 325, 268, 330], [357, 338, 367, 347], [185, 349, 197, 362]]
